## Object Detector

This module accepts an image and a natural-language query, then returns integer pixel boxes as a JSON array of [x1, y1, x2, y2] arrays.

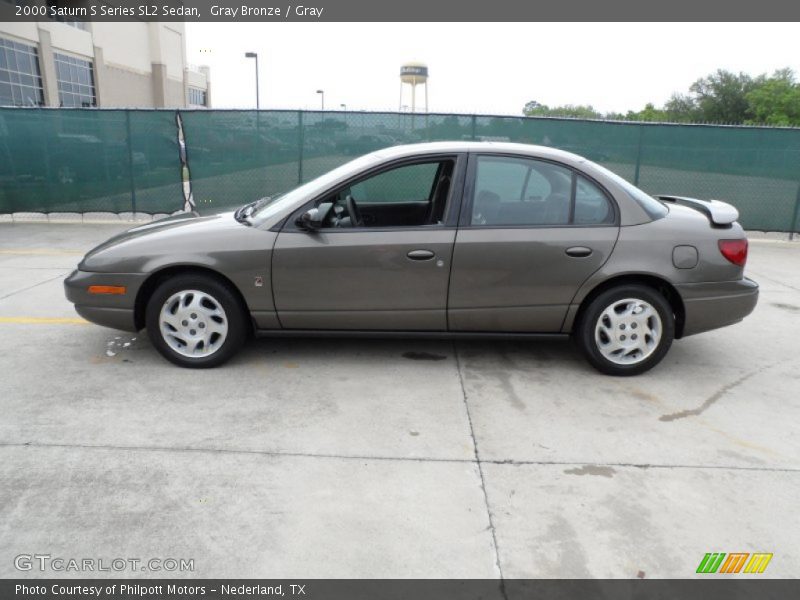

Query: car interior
[[471, 158, 572, 226], [316, 159, 455, 228], [471, 157, 613, 226], [472, 188, 572, 226], [304, 155, 611, 230]]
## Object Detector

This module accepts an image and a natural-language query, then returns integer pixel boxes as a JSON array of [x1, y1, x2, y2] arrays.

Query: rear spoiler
[[656, 195, 739, 227]]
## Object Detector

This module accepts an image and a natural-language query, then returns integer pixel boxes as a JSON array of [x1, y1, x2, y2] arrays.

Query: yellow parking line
[[0, 249, 83, 255], [0, 317, 88, 325]]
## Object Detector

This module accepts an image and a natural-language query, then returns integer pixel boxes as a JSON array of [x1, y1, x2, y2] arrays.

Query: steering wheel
[[345, 194, 363, 227]]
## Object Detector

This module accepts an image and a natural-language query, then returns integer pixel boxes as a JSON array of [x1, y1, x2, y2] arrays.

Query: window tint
[[474, 159, 528, 203], [350, 162, 439, 204], [523, 169, 553, 200], [574, 175, 614, 224], [471, 156, 572, 226], [314, 159, 454, 229]]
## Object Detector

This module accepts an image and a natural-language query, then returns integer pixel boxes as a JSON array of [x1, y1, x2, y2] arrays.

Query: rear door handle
[[565, 246, 593, 258], [407, 249, 435, 261]]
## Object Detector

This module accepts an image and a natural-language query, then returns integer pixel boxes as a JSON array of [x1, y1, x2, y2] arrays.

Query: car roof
[[369, 141, 587, 164]]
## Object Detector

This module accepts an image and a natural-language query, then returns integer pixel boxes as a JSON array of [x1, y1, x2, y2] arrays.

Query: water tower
[[399, 62, 429, 113]]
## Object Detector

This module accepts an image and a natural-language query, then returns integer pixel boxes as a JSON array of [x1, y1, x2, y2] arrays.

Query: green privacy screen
[[181, 110, 800, 232], [2, 108, 799, 232], [0, 108, 184, 214]]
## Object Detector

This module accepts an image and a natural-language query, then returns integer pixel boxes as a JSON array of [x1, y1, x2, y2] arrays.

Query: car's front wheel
[[576, 284, 674, 376], [145, 274, 248, 368]]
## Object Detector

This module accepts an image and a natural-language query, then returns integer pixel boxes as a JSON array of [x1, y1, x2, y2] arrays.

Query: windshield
[[249, 153, 383, 225], [584, 160, 668, 219]]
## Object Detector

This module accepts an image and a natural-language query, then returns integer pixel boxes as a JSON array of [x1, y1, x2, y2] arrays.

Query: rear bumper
[[64, 269, 146, 332], [676, 277, 759, 337]]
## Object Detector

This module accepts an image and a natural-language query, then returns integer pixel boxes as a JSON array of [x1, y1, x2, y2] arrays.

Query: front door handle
[[407, 249, 435, 261], [565, 246, 593, 258]]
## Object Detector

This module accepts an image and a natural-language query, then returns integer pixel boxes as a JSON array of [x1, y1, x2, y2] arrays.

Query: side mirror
[[297, 208, 322, 231]]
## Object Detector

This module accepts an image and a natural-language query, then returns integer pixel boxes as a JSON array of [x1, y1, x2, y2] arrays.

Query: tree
[[663, 93, 700, 122], [522, 101, 601, 119], [689, 69, 757, 123], [521, 67, 800, 125], [745, 68, 800, 126], [522, 100, 546, 114], [626, 103, 669, 122]]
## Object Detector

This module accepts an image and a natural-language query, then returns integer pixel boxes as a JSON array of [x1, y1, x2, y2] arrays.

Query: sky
[[185, 22, 800, 115]]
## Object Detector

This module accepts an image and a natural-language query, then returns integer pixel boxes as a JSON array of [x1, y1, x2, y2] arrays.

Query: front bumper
[[676, 277, 759, 337], [64, 269, 148, 332]]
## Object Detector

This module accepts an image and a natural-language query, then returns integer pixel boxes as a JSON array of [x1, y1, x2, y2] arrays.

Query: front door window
[[316, 159, 455, 228]]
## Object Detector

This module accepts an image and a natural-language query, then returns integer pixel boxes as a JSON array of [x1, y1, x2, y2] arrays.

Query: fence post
[[790, 182, 800, 241], [125, 110, 137, 215], [633, 124, 644, 186], [471, 115, 477, 141], [297, 110, 304, 184]]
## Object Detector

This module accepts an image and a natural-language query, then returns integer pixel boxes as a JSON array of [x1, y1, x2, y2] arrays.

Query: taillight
[[718, 239, 748, 267]]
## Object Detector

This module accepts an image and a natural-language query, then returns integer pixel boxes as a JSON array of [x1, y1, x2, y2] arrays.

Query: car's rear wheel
[[145, 274, 247, 368], [576, 284, 674, 376]]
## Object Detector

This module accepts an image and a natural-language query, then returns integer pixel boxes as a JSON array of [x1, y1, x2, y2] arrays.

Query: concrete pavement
[[0, 222, 798, 578]]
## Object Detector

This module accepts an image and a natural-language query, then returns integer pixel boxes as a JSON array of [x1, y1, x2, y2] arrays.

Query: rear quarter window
[[584, 160, 667, 220], [574, 175, 615, 225]]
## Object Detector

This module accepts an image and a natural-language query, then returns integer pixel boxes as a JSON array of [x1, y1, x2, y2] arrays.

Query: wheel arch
[[134, 265, 253, 333], [570, 273, 686, 338]]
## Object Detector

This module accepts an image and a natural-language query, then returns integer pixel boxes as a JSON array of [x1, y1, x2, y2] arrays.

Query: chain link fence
[[0, 108, 184, 214], [182, 110, 800, 232], [2, 108, 800, 232]]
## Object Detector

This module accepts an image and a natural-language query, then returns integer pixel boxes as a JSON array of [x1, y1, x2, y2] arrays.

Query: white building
[[0, 18, 210, 108]]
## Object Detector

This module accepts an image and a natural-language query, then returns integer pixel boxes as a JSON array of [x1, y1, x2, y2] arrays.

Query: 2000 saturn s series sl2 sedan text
[[64, 142, 758, 375]]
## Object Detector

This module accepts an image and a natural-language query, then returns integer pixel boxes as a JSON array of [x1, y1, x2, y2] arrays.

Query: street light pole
[[316, 89, 324, 111], [245, 52, 259, 109]]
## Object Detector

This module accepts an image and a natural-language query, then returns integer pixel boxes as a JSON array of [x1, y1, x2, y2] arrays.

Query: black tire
[[145, 273, 248, 368], [575, 284, 674, 376]]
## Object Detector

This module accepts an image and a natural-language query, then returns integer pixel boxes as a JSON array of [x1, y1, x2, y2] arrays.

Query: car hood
[[79, 211, 241, 271]]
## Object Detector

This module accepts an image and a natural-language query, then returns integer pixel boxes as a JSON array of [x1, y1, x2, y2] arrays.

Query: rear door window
[[471, 156, 573, 226]]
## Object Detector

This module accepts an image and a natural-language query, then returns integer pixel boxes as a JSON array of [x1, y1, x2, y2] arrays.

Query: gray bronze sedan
[[64, 142, 758, 375]]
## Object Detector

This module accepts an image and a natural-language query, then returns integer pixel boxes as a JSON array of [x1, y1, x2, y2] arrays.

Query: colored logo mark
[[696, 552, 773, 574]]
